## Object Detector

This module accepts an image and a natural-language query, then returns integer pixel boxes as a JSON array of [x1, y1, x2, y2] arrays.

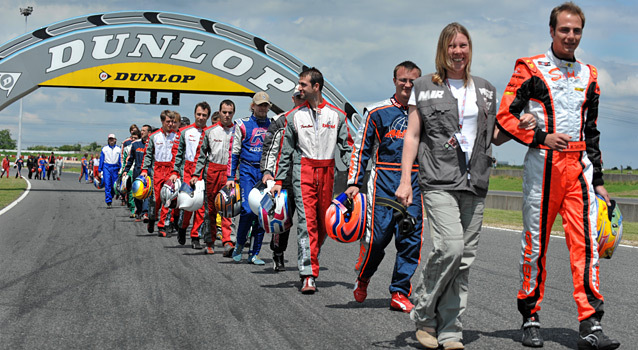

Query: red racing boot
[[353, 277, 370, 303], [390, 292, 413, 313]]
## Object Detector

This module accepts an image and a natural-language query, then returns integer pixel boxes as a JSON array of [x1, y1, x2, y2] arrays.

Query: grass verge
[[490, 176, 638, 198], [484, 208, 637, 246], [1, 179, 635, 247], [0, 177, 27, 209]]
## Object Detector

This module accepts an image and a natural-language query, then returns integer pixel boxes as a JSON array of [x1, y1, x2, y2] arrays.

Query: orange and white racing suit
[[496, 47, 605, 322]]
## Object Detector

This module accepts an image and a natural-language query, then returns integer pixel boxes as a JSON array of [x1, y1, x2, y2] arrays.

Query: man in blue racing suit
[[346, 61, 424, 313], [226, 92, 272, 265], [99, 133, 122, 209]]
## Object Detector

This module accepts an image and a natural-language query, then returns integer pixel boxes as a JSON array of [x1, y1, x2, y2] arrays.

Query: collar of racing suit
[[549, 44, 576, 66], [390, 95, 408, 111]]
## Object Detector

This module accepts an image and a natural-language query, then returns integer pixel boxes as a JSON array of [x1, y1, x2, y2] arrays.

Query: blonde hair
[[432, 22, 473, 86]]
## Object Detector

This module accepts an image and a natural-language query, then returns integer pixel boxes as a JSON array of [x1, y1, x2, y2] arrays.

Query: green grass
[[601, 181, 638, 197], [0, 177, 27, 208], [484, 208, 638, 245], [496, 166, 636, 174], [489, 176, 638, 198], [1, 175, 635, 245], [488, 176, 524, 192]]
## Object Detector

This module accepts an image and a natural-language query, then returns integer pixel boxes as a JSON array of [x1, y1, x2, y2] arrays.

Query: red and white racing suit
[[275, 100, 352, 279], [172, 123, 206, 239], [142, 129, 179, 230], [496, 48, 605, 322], [192, 122, 234, 246]]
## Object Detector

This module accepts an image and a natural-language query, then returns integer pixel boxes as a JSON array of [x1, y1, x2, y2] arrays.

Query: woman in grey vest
[[395, 23, 533, 350]]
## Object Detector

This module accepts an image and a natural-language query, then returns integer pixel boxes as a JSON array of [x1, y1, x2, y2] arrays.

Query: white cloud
[[0, 0, 635, 166], [598, 69, 638, 97]]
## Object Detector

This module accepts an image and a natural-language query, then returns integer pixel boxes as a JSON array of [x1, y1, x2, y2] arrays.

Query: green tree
[[0, 129, 16, 149], [82, 142, 101, 153], [27, 145, 52, 151], [59, 143, 82, 151]]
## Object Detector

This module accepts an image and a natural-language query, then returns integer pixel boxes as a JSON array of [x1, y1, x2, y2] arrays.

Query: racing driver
[[496, 2, 619, 349]]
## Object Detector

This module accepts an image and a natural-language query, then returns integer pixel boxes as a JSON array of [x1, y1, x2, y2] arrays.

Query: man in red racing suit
[[141, 110, 179, 238], [272, 68, 352, 294], [191, 100, 236, 256], [170, 102, 210, 249]]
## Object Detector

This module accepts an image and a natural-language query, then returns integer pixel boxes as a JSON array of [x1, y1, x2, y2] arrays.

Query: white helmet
[[118, 173, 132, 195], [258, 189, 293, 234], [177, 180, 204, 212], [248, 180, 276, 214], [160, 179, 181, 208]]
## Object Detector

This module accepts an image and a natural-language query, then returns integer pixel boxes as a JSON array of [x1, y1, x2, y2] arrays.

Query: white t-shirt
[[447, 78, 478, 164]]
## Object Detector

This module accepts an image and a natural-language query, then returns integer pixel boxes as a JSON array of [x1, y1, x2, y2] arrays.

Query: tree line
[[0, 128, 102, 152]]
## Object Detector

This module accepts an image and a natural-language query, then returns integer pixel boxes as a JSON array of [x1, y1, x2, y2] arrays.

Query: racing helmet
[[115, 176, 123, 195], [118, 173, 132, 194], [248, 180, 276, 214], [177, 180, 204, 211], [215, 183, 242, 218], [93, 176, 104, 189], [258, 189, 293, 234], [595, 195, 623, 259], [325, 192, 367, 243], [160, 179, 181, 208], [131, 174, 153, 200], [112, 180, 118, 197]]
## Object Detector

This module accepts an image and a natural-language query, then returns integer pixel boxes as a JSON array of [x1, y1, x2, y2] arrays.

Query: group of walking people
[[0, 153, 64, 180], [93, 2, 619, 349], [396, 3, 616, 349]]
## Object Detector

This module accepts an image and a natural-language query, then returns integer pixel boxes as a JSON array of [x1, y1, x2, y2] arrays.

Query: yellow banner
[[40, 62, 254, 93]]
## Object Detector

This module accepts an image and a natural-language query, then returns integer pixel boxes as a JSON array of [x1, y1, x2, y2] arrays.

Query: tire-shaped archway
[[0, 11, 362, 132]]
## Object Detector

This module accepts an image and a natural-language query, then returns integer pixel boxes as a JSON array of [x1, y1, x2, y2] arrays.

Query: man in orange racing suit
[[496, 3, 619, 349]]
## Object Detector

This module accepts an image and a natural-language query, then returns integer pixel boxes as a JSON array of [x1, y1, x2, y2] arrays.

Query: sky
[[0, 0, 636, 168]]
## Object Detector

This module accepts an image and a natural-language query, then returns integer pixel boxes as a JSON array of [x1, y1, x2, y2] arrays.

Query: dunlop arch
[[0, 11, 362, 130]]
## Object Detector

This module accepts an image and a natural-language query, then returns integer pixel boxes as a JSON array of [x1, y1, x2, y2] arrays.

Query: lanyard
[[446, 79, 467, 130]]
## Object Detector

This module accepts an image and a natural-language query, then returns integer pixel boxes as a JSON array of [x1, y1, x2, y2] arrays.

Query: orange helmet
[[215, 182, 242, 217], [325, 192, 367, 243]]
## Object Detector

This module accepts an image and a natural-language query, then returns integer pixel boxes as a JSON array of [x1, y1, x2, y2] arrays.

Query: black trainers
[[177, 228, 186, 245], [273, 253, 285, 272], [522, 316, 543, 348], [577, 318, 620, 350], [147, 219, 155, 233], [191, 238, 203, 250], [106, 202, 112, 209], [221, 243, 234, 257]]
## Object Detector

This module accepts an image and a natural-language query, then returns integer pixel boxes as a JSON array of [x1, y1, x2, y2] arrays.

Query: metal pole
[[17, 6, 33, 160]]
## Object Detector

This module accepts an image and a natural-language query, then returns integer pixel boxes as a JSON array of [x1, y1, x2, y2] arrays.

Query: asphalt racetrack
[[1, 174, 636, 349]]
